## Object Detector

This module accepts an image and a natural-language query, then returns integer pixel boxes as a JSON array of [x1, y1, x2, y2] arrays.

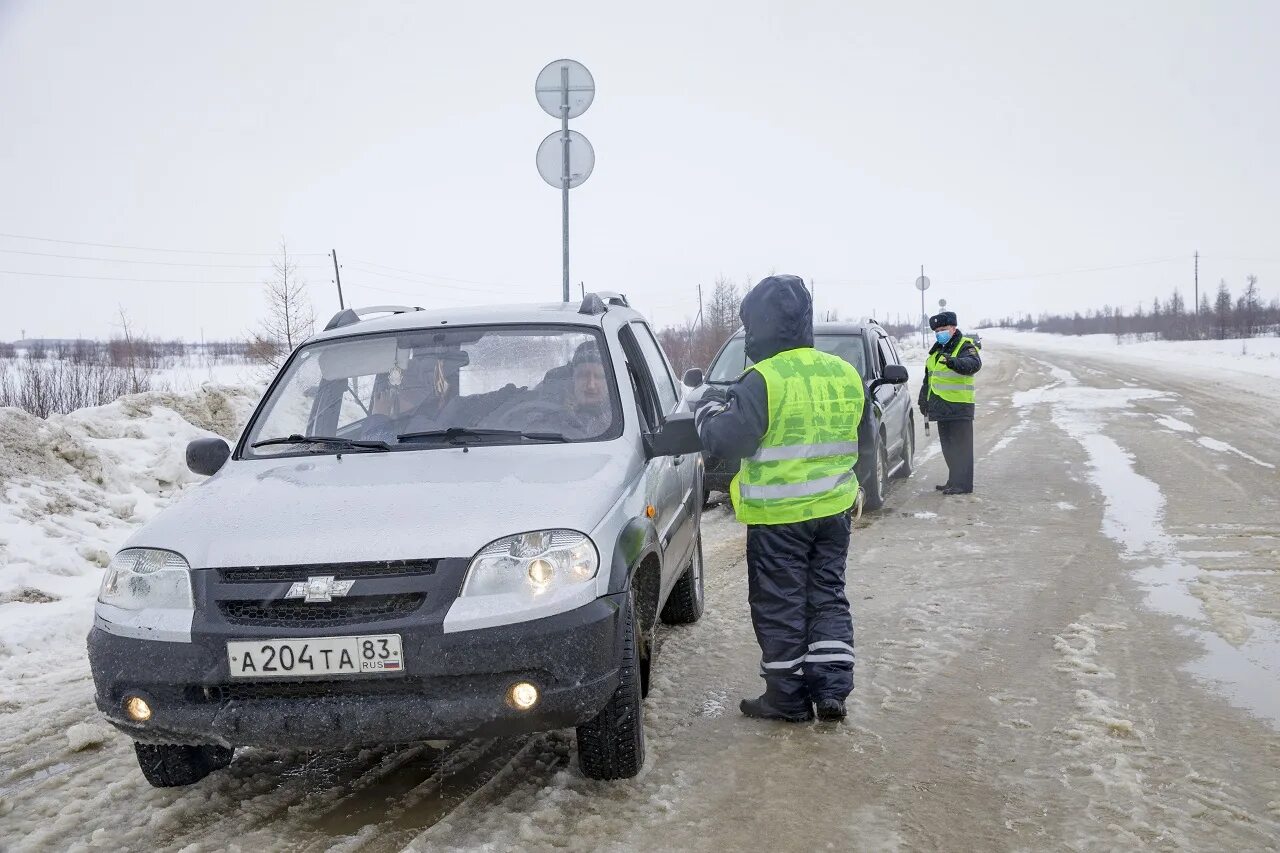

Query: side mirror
[[682, 367, 704, 388], [647, 411, 702, 458], [186, 437, 230, 476], [868, 364, 909, 395]]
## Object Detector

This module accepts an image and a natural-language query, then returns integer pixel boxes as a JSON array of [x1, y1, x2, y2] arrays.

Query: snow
[[1195, 436, 1276, 469], [978, 328, 1280, 398], [1014, 364, 1280, 728], [0, 386, 260, 696]]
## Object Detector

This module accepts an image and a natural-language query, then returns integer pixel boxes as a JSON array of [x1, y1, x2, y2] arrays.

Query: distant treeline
[[981, 276, 1279, 340]]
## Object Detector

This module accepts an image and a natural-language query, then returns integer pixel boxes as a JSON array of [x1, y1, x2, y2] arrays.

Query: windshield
[[707, 333, 868, 382], [243, 325, 621, 456]]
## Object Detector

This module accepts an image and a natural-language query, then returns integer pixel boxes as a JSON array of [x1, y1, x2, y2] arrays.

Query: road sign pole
[[536, 58, 595, 303], [560, 66, 571, 303]]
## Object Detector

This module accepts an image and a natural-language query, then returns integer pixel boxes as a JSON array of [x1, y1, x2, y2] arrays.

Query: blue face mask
[[935, 330, 953, 345]]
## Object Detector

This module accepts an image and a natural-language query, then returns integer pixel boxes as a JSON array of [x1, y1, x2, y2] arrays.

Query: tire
[[892, 415, 915, 479], [134, 742, 234, 788], [576, 592, 646, 780], [862, 438, 891, 511], [660, 534, 704, 625]]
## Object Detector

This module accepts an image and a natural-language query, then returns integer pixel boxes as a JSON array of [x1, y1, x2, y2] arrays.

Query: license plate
[[227, 634, 403, 678]]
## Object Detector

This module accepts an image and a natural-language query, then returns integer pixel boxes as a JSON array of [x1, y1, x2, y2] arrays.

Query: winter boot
[[941, 486, 972, 495], [934, 484, 951, 491], [815, 697, 847, 722], [740, 694, 814, 723]]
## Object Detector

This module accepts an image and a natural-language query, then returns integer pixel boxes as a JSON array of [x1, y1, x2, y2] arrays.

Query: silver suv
[[88, 294, 704, 785]]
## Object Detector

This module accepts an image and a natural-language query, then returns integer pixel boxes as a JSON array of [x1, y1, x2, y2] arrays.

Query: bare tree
[[1214, 280, 1233, 340], [251, 239, 315, 369]]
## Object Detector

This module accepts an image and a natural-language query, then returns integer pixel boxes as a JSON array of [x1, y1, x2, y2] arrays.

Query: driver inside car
[[476, 341, 614, 440]]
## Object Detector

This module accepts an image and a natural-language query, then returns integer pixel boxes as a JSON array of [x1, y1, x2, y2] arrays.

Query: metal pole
[[331, 249, 345, 310], [920, 264, 927, 349], [560, 66, 571, 303]]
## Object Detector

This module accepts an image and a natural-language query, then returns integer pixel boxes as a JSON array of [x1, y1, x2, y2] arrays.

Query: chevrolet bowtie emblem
[[285, 576, 355, 603]]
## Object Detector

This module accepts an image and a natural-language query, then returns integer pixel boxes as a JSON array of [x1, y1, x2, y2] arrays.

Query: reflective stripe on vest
[[749, 440, 859, 463], [925, 336, 976, 404], [730, 347, 865, 525]]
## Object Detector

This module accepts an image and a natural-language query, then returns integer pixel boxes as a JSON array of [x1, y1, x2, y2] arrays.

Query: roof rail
[[578, 293, 607, 315], [324, 304, 423, 331], [595, 291, 629, 307], [577, 291, 630, 315]]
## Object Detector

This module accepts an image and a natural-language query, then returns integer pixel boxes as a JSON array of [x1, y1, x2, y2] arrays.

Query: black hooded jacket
[[698, 275, 815, 461], [917, 330, 982, 422]]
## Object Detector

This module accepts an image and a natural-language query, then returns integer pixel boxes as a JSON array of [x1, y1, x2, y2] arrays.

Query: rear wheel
[[576, 592, 645, 780], [660, 534, 704, 625], [134, 742, 234, 788], [893, 415, 915, 479], [862, 438, 891, 511]]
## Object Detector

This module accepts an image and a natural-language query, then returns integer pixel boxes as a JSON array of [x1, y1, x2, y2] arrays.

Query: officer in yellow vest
[[918, 311, 982, 494], [694, 275, 865, 723]]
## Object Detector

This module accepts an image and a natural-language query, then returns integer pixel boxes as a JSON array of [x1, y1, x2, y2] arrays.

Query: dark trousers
[[745, 511, 854, 712], [938, 419, 974, 490]]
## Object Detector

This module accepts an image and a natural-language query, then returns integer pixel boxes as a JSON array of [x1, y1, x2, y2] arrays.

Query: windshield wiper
[[397, 427, 569, 444], [251, 434, 392, 452]]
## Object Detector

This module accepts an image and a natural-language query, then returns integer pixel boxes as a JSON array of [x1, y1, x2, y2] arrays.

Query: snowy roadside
[[976, 328, 1280, 398], [0, 386, 260, 705]]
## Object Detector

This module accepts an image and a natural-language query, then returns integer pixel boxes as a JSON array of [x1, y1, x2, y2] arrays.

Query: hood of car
[[125, 442, 640, 568]]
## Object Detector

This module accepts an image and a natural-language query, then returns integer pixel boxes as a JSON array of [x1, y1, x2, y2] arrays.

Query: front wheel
[[892, 415, 915, 479], [134, 742, 233, 788], [576, 592, 645, 780], [862, 439, 891, 511], [660, 534, 704, 625]]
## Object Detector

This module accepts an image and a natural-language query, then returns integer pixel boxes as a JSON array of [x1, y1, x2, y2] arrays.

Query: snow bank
[[0, 386, 259, 685], [977, 328, 1280, 392]]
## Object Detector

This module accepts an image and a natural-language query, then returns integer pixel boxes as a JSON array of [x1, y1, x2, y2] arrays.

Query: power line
[[345, 258, 515, 291], [343, 262, 511, 295], [945, 256, 1184, 285], [0, 269, 263, 284], [0, 231, 327, 257], [0, 247, 328, 269]]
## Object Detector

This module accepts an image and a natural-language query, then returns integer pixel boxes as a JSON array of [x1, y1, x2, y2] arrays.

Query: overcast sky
[[1, 0, 1277, 342]]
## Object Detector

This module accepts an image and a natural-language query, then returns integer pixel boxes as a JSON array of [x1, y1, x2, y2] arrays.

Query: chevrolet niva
[[89, 294, 705, 785]]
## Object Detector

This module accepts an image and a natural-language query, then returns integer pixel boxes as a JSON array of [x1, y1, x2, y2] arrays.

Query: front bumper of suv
[[89, 592, 626, 749]]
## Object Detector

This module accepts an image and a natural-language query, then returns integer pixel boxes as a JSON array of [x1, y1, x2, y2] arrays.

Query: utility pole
[[331, 249, 346, 310], [579, 281, 585, 300], [696, 283, 704, 330]]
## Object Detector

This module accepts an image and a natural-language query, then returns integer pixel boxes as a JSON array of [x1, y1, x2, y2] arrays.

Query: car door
[[874, 333, 907, 458], [621, 322, 695, 580]]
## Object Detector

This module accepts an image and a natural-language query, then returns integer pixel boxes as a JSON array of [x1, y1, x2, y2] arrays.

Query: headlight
[[462, 530, 598, 597], [98, 549, 193, 611]]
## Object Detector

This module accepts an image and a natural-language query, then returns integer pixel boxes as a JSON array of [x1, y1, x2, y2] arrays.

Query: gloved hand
[[698, 384, 729, 404], [694, 399, 727, 432], [936, 353, 950, 366]]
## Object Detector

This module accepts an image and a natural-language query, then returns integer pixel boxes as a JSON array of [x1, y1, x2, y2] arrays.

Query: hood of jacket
[[740, 275, 814, 363]]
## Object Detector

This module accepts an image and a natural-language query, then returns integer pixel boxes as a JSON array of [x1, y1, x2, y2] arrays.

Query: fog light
[[508, 682, 539, 711], [124, 696, 152, 722]]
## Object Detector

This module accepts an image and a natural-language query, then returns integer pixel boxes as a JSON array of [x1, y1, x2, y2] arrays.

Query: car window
[[877, 336, 897, 375], [707, 333, 869, 382], [707, 337, 749, 382], [620, 326, 661, 431], [244, 325, 623, 455], [631, 322, 679, 415]]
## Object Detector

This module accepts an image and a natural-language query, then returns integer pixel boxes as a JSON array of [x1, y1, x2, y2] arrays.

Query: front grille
[[218, 560, 437, 584], [185, 679, 426, 703], [216, 593, 425, 628]]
